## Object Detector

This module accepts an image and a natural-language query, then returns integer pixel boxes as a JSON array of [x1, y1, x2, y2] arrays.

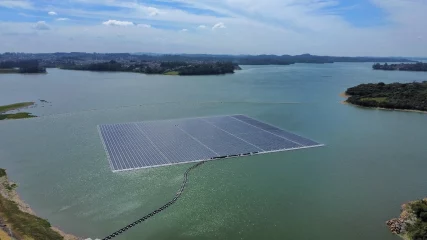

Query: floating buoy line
[[102, 161, 206, 240]]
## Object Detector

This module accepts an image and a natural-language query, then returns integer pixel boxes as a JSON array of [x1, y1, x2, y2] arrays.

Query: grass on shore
[[163, 71, 180, 75], [0, 229, 12, 240], [0, 112, 36, 120], [0, 102, 34, 113], [360, 97, 388, 103], [0, 192, 64, 240], [0, 102, 36, 120], [0, 169, 64, 240]]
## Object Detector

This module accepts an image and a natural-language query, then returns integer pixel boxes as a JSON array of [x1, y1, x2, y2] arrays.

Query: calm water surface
[[0, 64, 426, 240]]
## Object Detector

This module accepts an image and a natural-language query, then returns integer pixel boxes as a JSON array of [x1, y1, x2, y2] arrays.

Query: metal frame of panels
[[98, 115, 324, 172]]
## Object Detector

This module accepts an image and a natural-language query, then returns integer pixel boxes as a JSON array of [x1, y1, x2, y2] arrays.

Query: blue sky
[[0, 0, 425, 56]]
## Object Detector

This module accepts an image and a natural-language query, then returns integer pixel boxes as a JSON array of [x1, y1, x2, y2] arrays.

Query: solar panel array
[[98, 115, 324, 172]]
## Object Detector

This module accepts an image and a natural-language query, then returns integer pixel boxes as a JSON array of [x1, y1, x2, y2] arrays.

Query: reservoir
[[0, 63, 426, 240]]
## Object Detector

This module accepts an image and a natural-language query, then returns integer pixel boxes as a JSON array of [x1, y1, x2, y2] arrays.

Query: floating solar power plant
[[98, 115, 324, 172]]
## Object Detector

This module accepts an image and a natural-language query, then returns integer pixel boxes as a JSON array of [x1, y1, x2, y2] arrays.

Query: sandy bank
[[0, 169, 81, 240], [339, 92, 351, 98], [339, 92, 350, 104]]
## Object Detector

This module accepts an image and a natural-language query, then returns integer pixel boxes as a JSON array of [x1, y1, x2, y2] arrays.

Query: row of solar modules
[[98, 115, 323, 172]]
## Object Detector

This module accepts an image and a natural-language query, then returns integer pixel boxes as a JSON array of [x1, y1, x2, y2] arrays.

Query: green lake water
[[0, 64, 426, 240]]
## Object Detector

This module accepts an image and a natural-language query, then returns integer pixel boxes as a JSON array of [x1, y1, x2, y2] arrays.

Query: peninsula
[[344, 82, 427, 112], [60, 60, 239, 75]]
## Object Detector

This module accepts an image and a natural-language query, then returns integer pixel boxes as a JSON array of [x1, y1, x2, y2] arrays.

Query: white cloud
[[147, 7, 160, 16], [51, 1, 223, 25], [56, 18, 70, 21], [181, 28, 188, 32], [0, 0, 32, 9], [102, 20, 134, 27], [34, 21, 50, 30], [212, 22, 226, 30], [112, 2, 160, 17], [48, 11, 57, 16], [1, 0, 427, 56], [136, 23, 151, 28]]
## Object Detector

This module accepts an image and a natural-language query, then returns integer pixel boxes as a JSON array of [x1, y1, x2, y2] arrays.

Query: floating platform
[[98, 115, 324, 172]]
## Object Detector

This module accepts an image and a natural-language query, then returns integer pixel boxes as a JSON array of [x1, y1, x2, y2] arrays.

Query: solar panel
[[98, 115, 324, 172]]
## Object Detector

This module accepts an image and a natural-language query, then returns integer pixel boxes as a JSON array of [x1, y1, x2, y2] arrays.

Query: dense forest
[[60, 60, 238, 75], [0, 60, 46, 73], [345, 82, 427, 111], [373, 62, 427, 71]]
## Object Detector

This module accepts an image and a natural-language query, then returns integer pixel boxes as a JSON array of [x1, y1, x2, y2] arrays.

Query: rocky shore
[[386, 198, 427, 240]]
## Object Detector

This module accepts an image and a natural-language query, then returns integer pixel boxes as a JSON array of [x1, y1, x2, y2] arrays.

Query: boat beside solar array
[[98, 115, 324, 172]]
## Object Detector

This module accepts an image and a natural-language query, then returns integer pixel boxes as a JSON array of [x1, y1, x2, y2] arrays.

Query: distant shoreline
[[59, 61, 239, 76], [60, 67, 237, 76], [0, 70, 47, 75], [339, 92, 427, 114], [372, 62, 427, 72]]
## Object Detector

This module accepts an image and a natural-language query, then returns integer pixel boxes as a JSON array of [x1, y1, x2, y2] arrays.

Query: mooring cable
[[101, 161, 206, 240]]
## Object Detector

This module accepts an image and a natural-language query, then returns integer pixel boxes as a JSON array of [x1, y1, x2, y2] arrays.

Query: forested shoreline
[[345, 82, 427, 112], [373, 62, 427, 71], [0, 60, 46, 73], [60, 61, 238, 75]]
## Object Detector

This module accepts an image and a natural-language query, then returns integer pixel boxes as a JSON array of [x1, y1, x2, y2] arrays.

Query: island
[[343, 82, 427, 112], [60, 60, 239, 75], [386, 198, 427, 240], [0, 60, 46, 74], [0, 168, 79, 240], [0, 102, 36, 120], [373, 62, 427, 72]]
